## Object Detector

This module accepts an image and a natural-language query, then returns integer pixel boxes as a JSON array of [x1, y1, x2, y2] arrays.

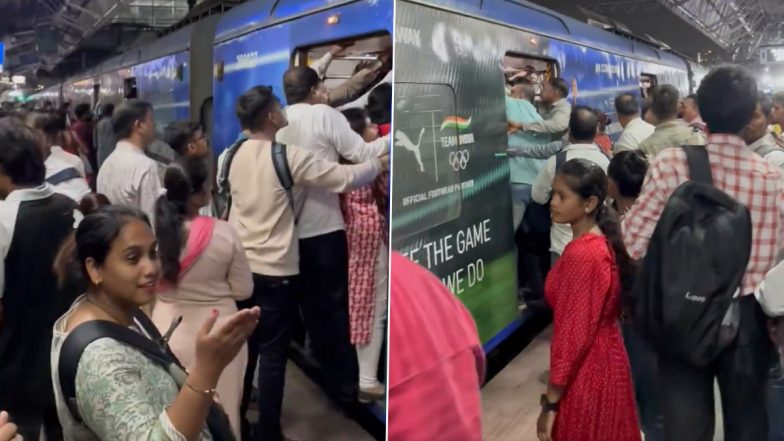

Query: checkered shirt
[[622, 134, 784, 295]]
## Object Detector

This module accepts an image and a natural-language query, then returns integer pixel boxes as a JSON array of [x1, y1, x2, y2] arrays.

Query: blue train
[[391, 0, 707, 355], [32, 0, 393, 159], [30, 0, 392, 429]]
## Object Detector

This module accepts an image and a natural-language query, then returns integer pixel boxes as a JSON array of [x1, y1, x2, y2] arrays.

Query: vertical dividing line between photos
[[385, 0, 398, 437]]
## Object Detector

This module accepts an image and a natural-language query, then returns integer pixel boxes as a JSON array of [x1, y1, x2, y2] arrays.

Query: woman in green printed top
[[50, 205, 259, 441]]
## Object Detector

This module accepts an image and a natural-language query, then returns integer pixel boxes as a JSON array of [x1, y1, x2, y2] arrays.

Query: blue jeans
[[622, 322, 664, 441]]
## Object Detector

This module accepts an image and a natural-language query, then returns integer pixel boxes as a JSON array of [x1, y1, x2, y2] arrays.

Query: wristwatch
[[540, 394, 559, 412]]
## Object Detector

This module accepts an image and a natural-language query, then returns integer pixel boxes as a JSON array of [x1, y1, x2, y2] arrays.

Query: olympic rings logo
[[449, 149, 470, 171]]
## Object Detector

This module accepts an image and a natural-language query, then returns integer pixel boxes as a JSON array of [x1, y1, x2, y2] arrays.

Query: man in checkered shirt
[[622, 66, 784, 441]]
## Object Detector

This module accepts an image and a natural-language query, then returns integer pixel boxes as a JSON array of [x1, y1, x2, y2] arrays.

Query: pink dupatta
[[156, 216, 215, 292], [179, 216, 216, 276]]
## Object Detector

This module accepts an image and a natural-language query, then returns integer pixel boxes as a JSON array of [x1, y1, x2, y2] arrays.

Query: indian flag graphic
[[440, 115, 472, 131]]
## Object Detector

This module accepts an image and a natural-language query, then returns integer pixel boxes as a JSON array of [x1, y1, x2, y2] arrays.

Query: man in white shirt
[[97, 100, 162, 224], [276, 66, 388, 406], [741, 92, 784, 171], [614, 93, 655, 153], [531, 106, 610, 262], [24, 111, 91, 203]]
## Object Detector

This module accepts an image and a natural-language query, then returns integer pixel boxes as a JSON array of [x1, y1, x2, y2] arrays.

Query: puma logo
[[395, 128, 426, 172]]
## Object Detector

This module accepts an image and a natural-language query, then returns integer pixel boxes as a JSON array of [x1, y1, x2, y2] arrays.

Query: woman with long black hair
[[536, 159, 639, 441], [50, 205, 259, 440], [151, 156, 253, 438]]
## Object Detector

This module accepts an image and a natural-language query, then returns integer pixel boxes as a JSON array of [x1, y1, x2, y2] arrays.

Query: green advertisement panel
[[391, 2, 519, 343]]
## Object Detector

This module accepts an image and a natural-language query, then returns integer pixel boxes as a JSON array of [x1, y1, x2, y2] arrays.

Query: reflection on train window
[[501, 52, 558, 101], [391, 82, 462, 242], [291, 32, 392, 99], [124, 77, 138, 100], [640, 74, 657, 98]]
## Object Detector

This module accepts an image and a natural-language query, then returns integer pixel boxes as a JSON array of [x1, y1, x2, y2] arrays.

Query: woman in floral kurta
[[341, 107, 389, 401]]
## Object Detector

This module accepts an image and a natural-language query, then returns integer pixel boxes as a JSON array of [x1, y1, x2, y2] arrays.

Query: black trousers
[[298, 230, 359, 405], [659, 294, 772, 441], [240, 273, 297, 441]]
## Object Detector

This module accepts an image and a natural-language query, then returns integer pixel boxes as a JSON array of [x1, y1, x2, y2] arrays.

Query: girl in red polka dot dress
[[537, 159, 640, 441]]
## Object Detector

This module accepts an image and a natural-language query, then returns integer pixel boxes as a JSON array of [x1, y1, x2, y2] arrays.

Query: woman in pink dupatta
[[150, 156, 253, 438]]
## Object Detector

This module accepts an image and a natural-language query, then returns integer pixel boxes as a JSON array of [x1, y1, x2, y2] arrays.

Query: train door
[[502, 52, 559, 107], [124, 77, 138, 100], [291, 32, 392, 106]]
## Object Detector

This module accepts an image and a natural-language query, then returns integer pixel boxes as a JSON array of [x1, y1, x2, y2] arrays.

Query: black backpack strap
[[555, 150, 567, 172], [271, 142, 298, 225], [46, 167, 82, 186], [217, 137, 248, 220], [59, 317, 174, 423], [683, 145, 713, 186]]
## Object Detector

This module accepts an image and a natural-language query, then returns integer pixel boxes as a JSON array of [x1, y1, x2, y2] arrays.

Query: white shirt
[[614, 117, 655, 153], [276, 103, 388, 238], [756, 259, 784, 317], [50, 146, 86, 177], [97, 140, 163, 225], [749, 132, 784, 172], [531, 143, 610, 254], [45, 155, 91, 203]]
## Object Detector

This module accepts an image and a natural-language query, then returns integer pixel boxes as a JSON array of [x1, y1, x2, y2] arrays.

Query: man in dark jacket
[[0, 117, 79, 441]]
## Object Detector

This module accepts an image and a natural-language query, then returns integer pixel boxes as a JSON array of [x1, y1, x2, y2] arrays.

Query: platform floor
[[247, 361, 374, 441], [481, 326, 724, 441]]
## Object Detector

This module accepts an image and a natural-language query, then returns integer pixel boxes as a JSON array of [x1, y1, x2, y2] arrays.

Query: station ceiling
[[0, 0, 193, 80], [528, 0, 784, 64], [1, 0, 782, 83]]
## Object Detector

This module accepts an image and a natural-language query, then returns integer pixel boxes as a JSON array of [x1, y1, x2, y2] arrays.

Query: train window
[[292, 32, 392, 98], [640, 74, 657, 98], [501, 52, 558, 102], [215, 61, 225, 82], [176, 63, 185, 82], [124, 77, 138, 100], [391, 82, 462, 241]]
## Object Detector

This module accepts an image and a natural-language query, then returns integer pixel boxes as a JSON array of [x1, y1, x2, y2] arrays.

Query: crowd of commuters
[[0, 41, 391, 441], [497, 65, 784, 441]]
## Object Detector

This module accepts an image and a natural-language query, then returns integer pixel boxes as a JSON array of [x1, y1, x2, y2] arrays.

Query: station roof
[[0, 0, 193, 79], [528, 0, 784, 64]]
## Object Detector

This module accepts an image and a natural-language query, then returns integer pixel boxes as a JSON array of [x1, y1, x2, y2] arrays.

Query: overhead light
[[327, 14, 339, 25]]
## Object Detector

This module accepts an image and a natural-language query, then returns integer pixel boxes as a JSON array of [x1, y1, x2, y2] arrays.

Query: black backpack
[[216, 138, 296, 223], [59, 309, 236, 440], [630, 145, 752, 367]]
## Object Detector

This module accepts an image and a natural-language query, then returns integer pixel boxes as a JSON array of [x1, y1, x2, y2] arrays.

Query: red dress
[[545, 233, 641, 441]]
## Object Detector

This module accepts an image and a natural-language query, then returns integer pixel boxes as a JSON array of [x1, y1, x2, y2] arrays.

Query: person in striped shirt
[[623, 66, 784, 441]]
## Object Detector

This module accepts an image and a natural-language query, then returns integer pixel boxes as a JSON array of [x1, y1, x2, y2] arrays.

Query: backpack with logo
[[630, 145, 752, 367], [215, 138, 297, 223]]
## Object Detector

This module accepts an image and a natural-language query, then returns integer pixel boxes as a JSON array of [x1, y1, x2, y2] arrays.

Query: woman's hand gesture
[[194, 307, 260, 379]]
